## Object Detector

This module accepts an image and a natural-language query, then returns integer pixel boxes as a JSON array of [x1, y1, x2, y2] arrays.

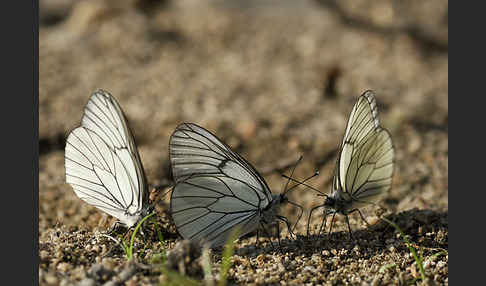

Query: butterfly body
[[260, 194, 286, 224], [169, 123, 297, 248], [307, 90, 394, 237], [323, 191, 353, 215]]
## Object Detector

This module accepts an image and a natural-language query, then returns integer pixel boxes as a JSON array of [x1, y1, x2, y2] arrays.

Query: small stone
[[303, 266, 316, 273], [437, 261, 446, 268], [409, 265, 418, 278], [44, 274, 58, 285], [40, 250, 50, 260], [102, 258, 116, 270], [371, 275, 381, 286], [256, 254, 265, 266], [57, 262, 72, 272]]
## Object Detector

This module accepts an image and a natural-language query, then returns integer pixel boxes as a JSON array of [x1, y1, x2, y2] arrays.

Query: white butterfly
[[307, 90, 395, 237], [169, 123, 301, 248], [64, 89, 151, 228]]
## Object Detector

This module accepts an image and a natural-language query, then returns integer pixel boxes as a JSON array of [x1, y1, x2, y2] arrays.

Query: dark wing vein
[[333, 91, 394, 204], [65, 90, 149, 226]]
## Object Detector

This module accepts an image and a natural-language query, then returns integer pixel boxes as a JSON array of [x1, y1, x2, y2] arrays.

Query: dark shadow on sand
[[233, 208, 447, 259]]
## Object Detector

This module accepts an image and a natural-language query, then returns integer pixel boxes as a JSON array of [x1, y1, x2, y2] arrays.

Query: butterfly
[[168, 123, 305, 249], [306, 90, 395, 238], [64, 89, 152, 229]]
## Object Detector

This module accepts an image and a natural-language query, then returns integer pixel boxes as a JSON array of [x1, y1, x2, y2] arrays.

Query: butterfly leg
[[101, 236, 121, 258], [87, 221, 121, 246], [318, 210, 329, 237], [344, 214, 354, 240], [259, 222, 275, 252], [286, 200, 304, 235], [307, 204, 324, 237], [107, 221, 126, 236], [101, 228, 131, 258], [108, 225, 131, 243], [357, 209, 371, 228], [276, 221, 283, 253], [276, 215, 293, 238], [346, 208, 370, 228], [327, 212, 337, 239]]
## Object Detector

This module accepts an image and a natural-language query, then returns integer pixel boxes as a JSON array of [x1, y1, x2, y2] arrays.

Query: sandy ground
[[39, 0, 448, 285]]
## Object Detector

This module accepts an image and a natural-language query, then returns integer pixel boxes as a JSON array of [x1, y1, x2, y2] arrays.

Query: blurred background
[[39, 0, 447, 283]]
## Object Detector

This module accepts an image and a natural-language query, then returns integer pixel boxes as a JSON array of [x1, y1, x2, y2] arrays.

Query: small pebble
[[57, 262, 72, 272], [44, 274, 58, 285]]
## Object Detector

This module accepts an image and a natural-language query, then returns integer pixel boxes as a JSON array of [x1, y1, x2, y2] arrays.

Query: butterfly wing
[[333, 90, 394, 205], [64, 90, 148, 227], [170, 175, 264, 247], [169, 123, 272, 247]]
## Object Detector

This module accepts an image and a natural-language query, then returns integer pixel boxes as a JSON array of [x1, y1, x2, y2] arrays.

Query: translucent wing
[[64, 90, 148, 227], [169, 123, 272, 203], [82, 90, 148, 206], [169, 123, 272, 247], [333, 90, 394, 203], [170, 175, 263, 247]]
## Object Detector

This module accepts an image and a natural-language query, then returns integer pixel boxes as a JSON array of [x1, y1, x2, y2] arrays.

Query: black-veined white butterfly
[[306, 90, 395, 238], [169, 123, 304, 249], [64, 89, 152, 228]]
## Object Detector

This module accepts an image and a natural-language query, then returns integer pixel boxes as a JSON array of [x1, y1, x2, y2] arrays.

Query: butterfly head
[[264, 194, 287, 212], [322, 190, 352, 214], [323, 195, 336, 208]]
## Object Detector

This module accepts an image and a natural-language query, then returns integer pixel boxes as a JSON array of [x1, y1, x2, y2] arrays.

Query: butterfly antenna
[[282, 155, 303, 195], [307, 204, 325, 236], [282, 172, 322, 195]]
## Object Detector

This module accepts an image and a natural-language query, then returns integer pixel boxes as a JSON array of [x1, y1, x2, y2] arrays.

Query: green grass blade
[[218, 228, 240, 286], [427, 250, 448, 261], [381, 217, 426, 281], [120, 240, 130, 259], [127, 212, 156, 260], [154, 221, 165, 243]]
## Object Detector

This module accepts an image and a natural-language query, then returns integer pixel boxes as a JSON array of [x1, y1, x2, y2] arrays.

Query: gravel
[[39, 0, 448, 285]]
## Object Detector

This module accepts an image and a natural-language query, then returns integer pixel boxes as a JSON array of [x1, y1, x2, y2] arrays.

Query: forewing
[[169, 123, 272, 205], [341, 91, 380, 147], [80, 90, 148, 212], [334, 91, 394, 202], [170, 175, 262, 248]]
